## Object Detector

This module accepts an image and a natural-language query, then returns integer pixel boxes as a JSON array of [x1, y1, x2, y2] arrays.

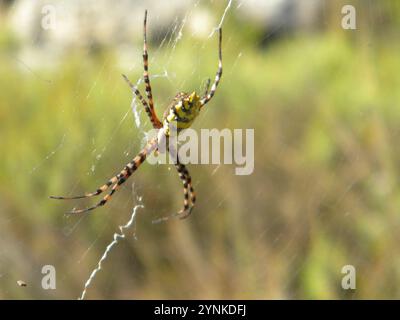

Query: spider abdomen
[[163, 91, 201, 134]]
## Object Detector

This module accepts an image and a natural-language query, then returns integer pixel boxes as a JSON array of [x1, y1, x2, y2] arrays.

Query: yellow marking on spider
[[50, 10, 222, 220]]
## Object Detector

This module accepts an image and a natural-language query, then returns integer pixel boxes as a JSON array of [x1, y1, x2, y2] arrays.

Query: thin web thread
[[78, 0, 233, 299], [78, 64, 169, 302], [208, 0, 233, 38], [79, 200, 144, 300]]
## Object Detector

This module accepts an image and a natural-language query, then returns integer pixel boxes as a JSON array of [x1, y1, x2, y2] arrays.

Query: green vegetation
[[1, 1, 400, 299]]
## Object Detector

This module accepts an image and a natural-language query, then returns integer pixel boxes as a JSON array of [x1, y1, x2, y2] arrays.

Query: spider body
[[50, 10, 222, 221], [163, 92, 202, 135]]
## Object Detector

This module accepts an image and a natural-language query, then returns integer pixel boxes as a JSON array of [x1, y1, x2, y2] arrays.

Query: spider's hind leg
[[49, 173, 123, 200], [65, 144, 153, 214], [51, 138, 158, 214], [152, 159, 196, 224], [176, 162, 196, 219]]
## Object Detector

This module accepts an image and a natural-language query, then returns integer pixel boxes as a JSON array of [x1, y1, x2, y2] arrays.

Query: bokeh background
[[1, 0, 400, 299]]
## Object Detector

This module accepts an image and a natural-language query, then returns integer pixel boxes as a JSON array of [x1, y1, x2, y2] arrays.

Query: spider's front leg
[[142, 10, 158, 122], [122, 74, 162, 129], [121, 10, 162, 129], [200, 28, 222, 108]]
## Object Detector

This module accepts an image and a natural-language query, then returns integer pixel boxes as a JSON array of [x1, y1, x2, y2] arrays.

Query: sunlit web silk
[[77, 0, 234, 299]]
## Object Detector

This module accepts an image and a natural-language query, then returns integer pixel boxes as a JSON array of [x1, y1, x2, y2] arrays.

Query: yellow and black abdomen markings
[[51, 13, 223, 220], [163, 96, 201, 133]]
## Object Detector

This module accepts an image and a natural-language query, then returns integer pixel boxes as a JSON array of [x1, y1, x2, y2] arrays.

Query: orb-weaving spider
[[50, 10, 222, 221]]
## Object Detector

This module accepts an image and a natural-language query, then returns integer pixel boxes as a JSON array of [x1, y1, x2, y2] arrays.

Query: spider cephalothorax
[[51, 10, 222, 222]]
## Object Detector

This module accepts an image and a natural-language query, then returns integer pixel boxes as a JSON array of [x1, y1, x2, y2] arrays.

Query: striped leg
[[67, 151, 147, 214], [50, 171, 124, 200], [177, 163, 196, 219], [68, 174, 129, 214], [203, 78, 211, 97], [51, 138, 157, 214], [122, 74, 162, 129], [142, 10, 160, 127], [200, 28, 222, 107], [152, 159, 196, 223]]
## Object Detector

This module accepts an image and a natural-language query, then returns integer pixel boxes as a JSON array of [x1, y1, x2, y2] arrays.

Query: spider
[[50, 10, 222, 221]]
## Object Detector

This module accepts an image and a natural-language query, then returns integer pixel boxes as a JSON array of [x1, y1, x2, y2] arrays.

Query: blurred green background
[[1, 0, 400, 299]]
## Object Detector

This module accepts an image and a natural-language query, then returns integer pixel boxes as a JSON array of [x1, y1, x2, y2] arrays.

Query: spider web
[[3, 0, 237, 299], [0, 0, 223, 299], [73, 1, 234, 300], [1, 0, 310, 300], [3, 0, 393, 300]]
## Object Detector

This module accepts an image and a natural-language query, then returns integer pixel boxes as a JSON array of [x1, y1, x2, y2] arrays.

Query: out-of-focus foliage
[[1, 0, 400, 299]]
